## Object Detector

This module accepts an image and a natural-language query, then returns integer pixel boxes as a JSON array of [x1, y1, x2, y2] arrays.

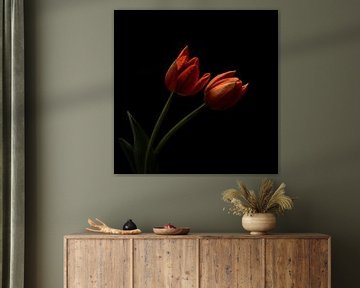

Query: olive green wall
[[25, 0, 360, 287]]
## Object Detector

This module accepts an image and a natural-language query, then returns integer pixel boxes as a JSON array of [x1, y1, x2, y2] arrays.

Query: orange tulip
[[204, 71, 248, 110], [165, 46, 211, 96]]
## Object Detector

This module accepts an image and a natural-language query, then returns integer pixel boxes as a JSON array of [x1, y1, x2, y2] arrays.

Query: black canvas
[[114, 10, 278, 174]]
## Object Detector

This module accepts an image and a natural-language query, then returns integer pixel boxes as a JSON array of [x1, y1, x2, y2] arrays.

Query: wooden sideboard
[[64, 233, 330, 288]]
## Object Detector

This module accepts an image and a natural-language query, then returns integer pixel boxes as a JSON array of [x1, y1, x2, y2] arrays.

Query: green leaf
[[118, 138, 136, 173], [127, 111, 154, 173]]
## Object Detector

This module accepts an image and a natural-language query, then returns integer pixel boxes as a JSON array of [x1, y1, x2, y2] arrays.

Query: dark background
[[114, 10, 278, 174]]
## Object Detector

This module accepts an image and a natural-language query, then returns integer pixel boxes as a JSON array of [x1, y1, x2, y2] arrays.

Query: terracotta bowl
[[153, 227, 190, 235]]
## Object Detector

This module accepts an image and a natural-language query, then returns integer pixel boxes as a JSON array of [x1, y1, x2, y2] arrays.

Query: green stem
[[144, 91, 175, 173], [155, 103, 207, 155]]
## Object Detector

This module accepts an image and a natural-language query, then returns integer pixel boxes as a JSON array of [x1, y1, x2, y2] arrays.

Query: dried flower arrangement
[[222, 179, 294, 216]]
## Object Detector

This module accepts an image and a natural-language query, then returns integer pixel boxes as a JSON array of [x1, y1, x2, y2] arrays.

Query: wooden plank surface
[[133, 239, 197, 288], [65, 232, 330, 240], [64, 234, 331, 288], [310, 239, 330, 288], [200, 239, 264, 288], [66, 239, 131, 288], [265, 239, 310, 288]]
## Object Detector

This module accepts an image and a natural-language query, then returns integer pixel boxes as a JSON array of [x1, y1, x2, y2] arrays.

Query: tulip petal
[[190, 73, 211, 95], [206, 77, 239, 90], [175, 46, 189, 70], [176, 64, 199, 96], [206, 81, 237, 102], [177, 46, 189, 59], [205, 80, 247, 110], [205, 70, 236, 93], [165, 61, 179, 91], [186, 57, 199, 66], [219, 81, 245, 110], [204, 69, 249, 110], [241, 83, 249, 95], [179, 56, 198, 74], [176, 55, 189, 71], [165, 45, 209, 96]]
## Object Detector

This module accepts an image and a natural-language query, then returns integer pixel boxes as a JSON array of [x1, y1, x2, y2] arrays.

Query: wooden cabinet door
[[266, 239, 309, 288], [65, 239, 131, 288], [265, 239, 329, 288], [65, 234, 330, 288], [200, 239, 264, 288], [309, 239, 330, 288], [134, 239, 198, 288]]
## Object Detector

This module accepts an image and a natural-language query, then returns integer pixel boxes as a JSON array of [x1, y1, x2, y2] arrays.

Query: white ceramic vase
[[242, 213, 276, 235]]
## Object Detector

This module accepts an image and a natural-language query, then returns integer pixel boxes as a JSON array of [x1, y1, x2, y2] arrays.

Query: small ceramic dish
[[153, 227, 190, 235]]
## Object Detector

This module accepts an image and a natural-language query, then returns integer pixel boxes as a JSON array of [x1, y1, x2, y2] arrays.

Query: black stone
[[123, 219, 137, 230]]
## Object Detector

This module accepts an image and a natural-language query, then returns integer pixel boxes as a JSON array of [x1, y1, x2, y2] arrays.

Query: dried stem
[[86, 218, 142, 235]]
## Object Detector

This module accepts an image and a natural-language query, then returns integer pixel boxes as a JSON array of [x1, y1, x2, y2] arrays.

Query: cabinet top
[[64, 232, 330, 240]]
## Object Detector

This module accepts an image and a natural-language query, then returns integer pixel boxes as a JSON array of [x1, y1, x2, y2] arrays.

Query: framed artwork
[[114, 10, 278, 174]]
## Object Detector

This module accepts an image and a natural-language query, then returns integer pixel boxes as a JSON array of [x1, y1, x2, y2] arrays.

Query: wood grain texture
[[65, 233, 330, 240], [66, 239, 131, 288], [133, 239, 197, 288], [64, 234, 330, 288], [310, 239, 330, 288], [265, 239, 310, 288], [200, 239, 264, 288]]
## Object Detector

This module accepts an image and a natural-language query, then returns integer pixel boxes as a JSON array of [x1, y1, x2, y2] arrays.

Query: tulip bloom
[[165, 46, 211, 96], [204, 71, 248, 110]]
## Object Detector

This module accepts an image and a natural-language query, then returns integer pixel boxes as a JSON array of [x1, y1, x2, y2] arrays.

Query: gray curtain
[[1, 0, 25, 287]]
